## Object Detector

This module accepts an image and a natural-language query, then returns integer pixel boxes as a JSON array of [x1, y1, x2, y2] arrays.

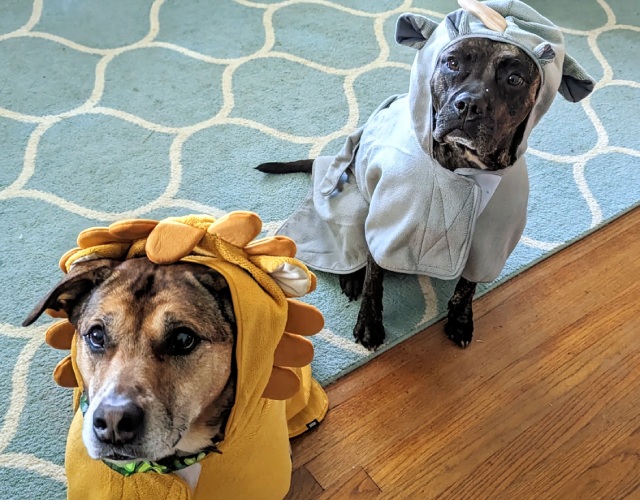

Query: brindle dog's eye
[[85, 325, 106, 351], [167, 328, 201, 356], [508, 74, 524, 86], [446, 56, 459, 71]]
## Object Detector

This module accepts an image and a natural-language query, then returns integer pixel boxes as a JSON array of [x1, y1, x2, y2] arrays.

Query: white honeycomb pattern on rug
[[0, 0, 638, 488]]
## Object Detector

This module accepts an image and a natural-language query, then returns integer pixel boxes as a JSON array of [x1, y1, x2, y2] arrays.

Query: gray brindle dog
[[257, 2, 594, 350]]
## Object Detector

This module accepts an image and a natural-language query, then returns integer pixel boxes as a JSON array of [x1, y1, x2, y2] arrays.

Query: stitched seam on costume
[[417, 171, 438, 261], [415, 178, 477, 274], [437, 174, 454, 269]]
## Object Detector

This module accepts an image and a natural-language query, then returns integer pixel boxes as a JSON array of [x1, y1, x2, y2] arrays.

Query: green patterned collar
[[80, 393, 217, 477], [103, 450, 210, 477]]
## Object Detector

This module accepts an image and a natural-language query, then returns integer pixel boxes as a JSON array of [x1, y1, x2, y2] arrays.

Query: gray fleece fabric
[[278, 0, 595, 283]]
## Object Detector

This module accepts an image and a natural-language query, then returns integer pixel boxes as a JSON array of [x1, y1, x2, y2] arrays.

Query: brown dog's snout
[[93, 395, 145, 445], [454, 92, 488, 118]]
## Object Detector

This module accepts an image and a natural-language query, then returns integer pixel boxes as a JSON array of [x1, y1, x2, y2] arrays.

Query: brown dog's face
[[25, 258, 236, 462], [431, 37, 541, 171]]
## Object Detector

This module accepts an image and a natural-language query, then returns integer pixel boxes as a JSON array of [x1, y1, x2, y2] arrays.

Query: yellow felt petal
[[46, 308, 68, 319], [285, 300, 324, 336], [109, 219, 158, 240], [274, 332, 314, 368], [262, 366, 300, 401], [244, 236, 297, 258], [146, 220, 206, 264], [126, 238, 148, 259], [46, 321, 75, 350], [77, 227, 130, 249], [59, 247, 81, 272], [53, 355, 78, 388], [171, 214, 216, 231], [207, 211, 262, 248]]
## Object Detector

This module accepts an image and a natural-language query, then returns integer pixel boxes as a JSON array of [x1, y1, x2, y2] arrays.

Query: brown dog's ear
[[22, 259, 118, 327]]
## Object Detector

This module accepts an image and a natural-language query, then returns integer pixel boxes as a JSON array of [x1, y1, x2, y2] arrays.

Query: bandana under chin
[[79, 393, 218, 477]]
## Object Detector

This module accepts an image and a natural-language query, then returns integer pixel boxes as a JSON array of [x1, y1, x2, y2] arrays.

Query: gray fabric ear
[[559, 53, 595, 102], [444, 9, 470, 38], [533, 42, 556, 66], [395, 13, 439, 50]]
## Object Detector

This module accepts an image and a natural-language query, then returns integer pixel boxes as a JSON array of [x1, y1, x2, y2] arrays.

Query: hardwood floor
[[286, 206, 640, 500]]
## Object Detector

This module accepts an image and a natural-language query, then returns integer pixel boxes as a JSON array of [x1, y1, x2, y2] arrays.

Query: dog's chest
[[351, 97, 484, 278]]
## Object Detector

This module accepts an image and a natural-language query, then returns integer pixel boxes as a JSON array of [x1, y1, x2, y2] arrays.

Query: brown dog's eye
[[446, 56, 459, 71], [508, 74, 524, 86], [85, 325, 106, 352], [166, 328, 201, 356]]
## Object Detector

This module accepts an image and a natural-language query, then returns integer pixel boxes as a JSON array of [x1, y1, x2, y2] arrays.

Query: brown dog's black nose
[[454, 93, 488, 118], [93, 396, 144, 445]]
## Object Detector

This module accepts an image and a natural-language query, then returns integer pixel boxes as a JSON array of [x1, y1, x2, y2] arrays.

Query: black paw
[[339, 268, 366, 301], [444, 318, 474, 348], [353, 315, 385, 351]]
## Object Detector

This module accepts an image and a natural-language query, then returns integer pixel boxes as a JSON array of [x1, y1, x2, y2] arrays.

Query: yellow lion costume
[[37, 212, 328, 499]]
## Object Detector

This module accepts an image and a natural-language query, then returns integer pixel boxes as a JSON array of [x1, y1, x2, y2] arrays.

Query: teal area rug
[[1, 0, 639, 496]]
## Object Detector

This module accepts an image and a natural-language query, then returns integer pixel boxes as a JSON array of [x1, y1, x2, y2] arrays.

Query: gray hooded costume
[[278, 0, 594, 283]]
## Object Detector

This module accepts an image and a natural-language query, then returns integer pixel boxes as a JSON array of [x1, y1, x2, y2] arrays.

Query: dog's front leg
[[353, 253, 385, 350], [445, 277, 477, 348]]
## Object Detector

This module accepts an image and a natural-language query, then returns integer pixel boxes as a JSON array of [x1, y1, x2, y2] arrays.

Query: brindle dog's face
[[24, 258, 236, 463], [431, 37, 541, 171]]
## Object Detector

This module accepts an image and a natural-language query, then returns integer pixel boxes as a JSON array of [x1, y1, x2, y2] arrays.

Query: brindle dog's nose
[[93, 395, 144, 445], [454, 92, 488, 118]]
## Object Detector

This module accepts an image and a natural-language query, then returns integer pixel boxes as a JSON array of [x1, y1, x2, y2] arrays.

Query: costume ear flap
[[444, 9, 468, 38], [22, 259, 117, 326], [395, 13, 439, 49], [533, 42, 556, 65], [559, 53, 595, 102]]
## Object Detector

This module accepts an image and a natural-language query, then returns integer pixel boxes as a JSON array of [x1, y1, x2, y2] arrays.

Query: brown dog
[[23, 212, 329, 498], [23, 257, 237, 462]]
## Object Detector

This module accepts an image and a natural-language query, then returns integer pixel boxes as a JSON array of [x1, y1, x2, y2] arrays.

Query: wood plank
[[509, 397, 640, 499], [418, 289, 640, 498], [554, 424, 640, 500], [317, 467, 381, 499], [285, 467, 324, 500], [287, 207, 640, 498]]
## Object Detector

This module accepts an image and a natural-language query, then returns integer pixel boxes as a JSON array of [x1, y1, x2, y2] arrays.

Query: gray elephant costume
[[277, 0, 594, 283]]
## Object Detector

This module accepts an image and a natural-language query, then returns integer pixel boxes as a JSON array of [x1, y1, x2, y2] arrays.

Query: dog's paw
[[353, 316, 385, 351], [339, 268, 366, 301], [444, 318, 474, 348]]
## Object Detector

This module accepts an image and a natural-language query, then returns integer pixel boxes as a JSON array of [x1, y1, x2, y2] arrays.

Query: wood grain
[[285, 467, 323, 500], [317, 468, 381, 499], [287, 206, 640, 499]]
